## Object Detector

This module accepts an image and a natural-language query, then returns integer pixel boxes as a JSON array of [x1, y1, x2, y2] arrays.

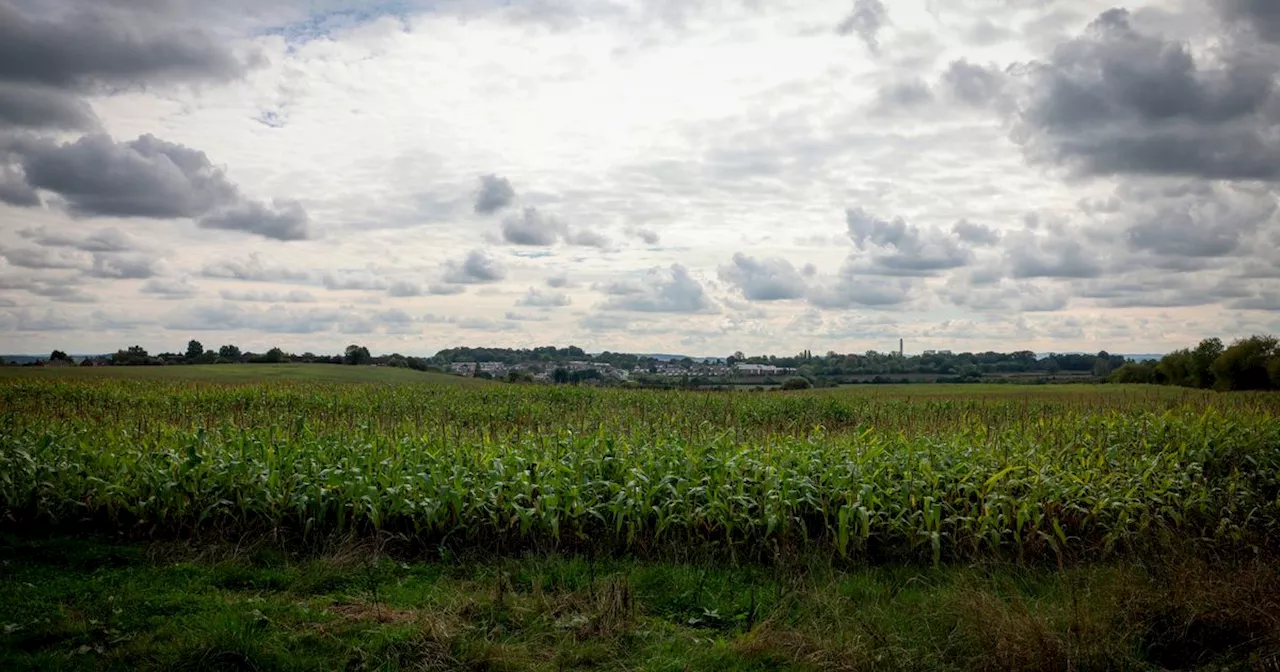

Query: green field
[[2, 369, 1279, 670]]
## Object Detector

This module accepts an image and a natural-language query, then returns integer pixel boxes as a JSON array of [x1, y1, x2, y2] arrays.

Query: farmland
[[2, 368, 1279, 669]]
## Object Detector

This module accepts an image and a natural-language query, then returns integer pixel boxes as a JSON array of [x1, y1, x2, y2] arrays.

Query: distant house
[[37, 358, 74, 367], [79, 358, 111, 367], [735, 363, 797, 376]]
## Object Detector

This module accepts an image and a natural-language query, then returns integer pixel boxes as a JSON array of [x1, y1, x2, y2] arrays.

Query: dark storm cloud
[[198, 199, 311, 241], [0, 1, 251, 90], [474, 174, 515, 215], [1221, 0, 1280, 42], [718, 253, 807, 301], [1013, 7, 1280, 180], [0, 82, 98, 131], [16, 134, 239, 218], [836, 0, 889, 55], [599, 264, 714, 313], [6, 133, 314, 239], [0, 164, 40, 206]]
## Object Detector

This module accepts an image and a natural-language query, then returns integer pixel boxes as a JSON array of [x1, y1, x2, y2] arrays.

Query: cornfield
[[3, 378, 1279, 562]]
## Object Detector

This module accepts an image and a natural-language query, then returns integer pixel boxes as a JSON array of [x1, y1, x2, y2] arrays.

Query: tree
[[552, 368, 570, 384], [218, 344, 242, 360], [1091, 351, 1114, 378], [1211, 335, 1278, 391], [781, 377, 812, 391], [112, 345, 151, 365], [264, 347, 287, 364], [1191, 337, 1224, 388], [184, 340, 204, 360], [344, 344, 372, 365], [49, 350, 71, 362]]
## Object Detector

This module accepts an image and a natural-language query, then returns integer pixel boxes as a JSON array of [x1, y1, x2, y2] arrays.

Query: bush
[[781, 377, 812, 391]]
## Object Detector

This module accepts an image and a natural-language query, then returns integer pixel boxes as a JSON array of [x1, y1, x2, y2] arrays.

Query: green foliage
[[1211, 335, 1278, 391], [49, 350, 71, 362], [185, 340, 204, 361], [2, 378, 1278, 562], [343, 344, 372, 366], [111, 345, 151, 366], [780, 377, 811, 390]]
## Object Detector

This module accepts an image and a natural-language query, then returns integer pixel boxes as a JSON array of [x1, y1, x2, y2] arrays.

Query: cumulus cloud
[[199, 199, 311, 241], [516, 287, 571, 308], [951, 220, 1001, 245], [1012, 7, 1280, 180], [836, 0, 889, 54], [322, 270, 390, 291], [200, 254, 310, 283], [19, 226, 138, 253], [807, 272, 913, 309], [626, 227, 660, 245], [141, 277, 199, 299], [89, 253, 158, 279], [719, 253, 807, 301], [501, 207, 561, 246], [941, 60, 1008, 108], [442, 250, 507, 284], [845, 207, 972, 275], [0, 82, 98, 131], [219, 288, 317, 303], [599, 263, 714, 313], [474, 174, 515, 215]]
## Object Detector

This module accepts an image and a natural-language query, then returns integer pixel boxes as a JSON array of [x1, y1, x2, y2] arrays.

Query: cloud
[[1012, 7, 1280, 180], [198, 199, 311, 241], [219, 288, 317, 303], [19, 226, 138, 252], [1119, 182, 1276, 259], [89, 253, 158, 279], [626, 227, 660, 245], [0, 2, 251, 90], [505, 311, 550, 322], [807, 272, 912, 308], [8, 133, 312, 239], [516, 288, 571, 308], [474, 174, 515, 215], [719, 253, 807, 301], [599, 263, 714, 313], [874, 79, 933, 111], [564, 228, 611, 249], [546, 273, 571, 288], [836, 0, 889, 54], [442, 250, 506, 284], [17, 133, 242, 218], [941, 60, 1008, 108], [200, 254, 311, 283], [141, 277, 199, 299], [164, 304, 361, 335], [0, 82, 99, 131], [845, 207, 972, 275], [501, 207, 561, 245], [1, 247, 86, 271], [951, 220, 1001, 245], [1005, 229, 1104, 279], [322, 270, 389, 291]]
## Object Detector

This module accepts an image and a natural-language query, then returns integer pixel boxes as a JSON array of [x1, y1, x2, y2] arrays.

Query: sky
[[0, 0, 1278, 356]]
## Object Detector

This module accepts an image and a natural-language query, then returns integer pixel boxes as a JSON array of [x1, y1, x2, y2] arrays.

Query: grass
[[0, 363, 488, 386], [2, 535, 1276, 671]]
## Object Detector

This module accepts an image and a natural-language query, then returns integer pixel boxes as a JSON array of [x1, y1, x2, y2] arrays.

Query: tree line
[[1109, 335, 1280, 391]]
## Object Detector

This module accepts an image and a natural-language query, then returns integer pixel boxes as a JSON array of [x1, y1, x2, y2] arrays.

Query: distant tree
[[344, 344, 372, 365], [1110, 362, 1156, 384], [781, 377, 812, 391], [1191, 337, 1224, 388], [1211, 335, 1278, 391], [49, 350, 72, 362], [264, 347, 287, 364], [1091, 351, 1114, 378], [112, 345, 151, 366], [185, 340, 204, 360], [218, 344, 242, 360], [552, 367, 570, 384]]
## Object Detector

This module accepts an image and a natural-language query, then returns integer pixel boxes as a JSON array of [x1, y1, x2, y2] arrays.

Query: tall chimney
[[899, 338, 904, 357]]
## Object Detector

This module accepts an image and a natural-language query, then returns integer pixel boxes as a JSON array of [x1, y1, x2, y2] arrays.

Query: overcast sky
[[1, 0, 1277, 356]]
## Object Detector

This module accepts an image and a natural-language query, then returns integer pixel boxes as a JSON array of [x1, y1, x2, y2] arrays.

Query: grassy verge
[[2, 536, 1277, 671]]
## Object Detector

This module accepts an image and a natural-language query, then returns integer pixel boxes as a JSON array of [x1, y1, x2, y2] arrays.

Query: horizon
[[1, 1, 1278, 355]]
